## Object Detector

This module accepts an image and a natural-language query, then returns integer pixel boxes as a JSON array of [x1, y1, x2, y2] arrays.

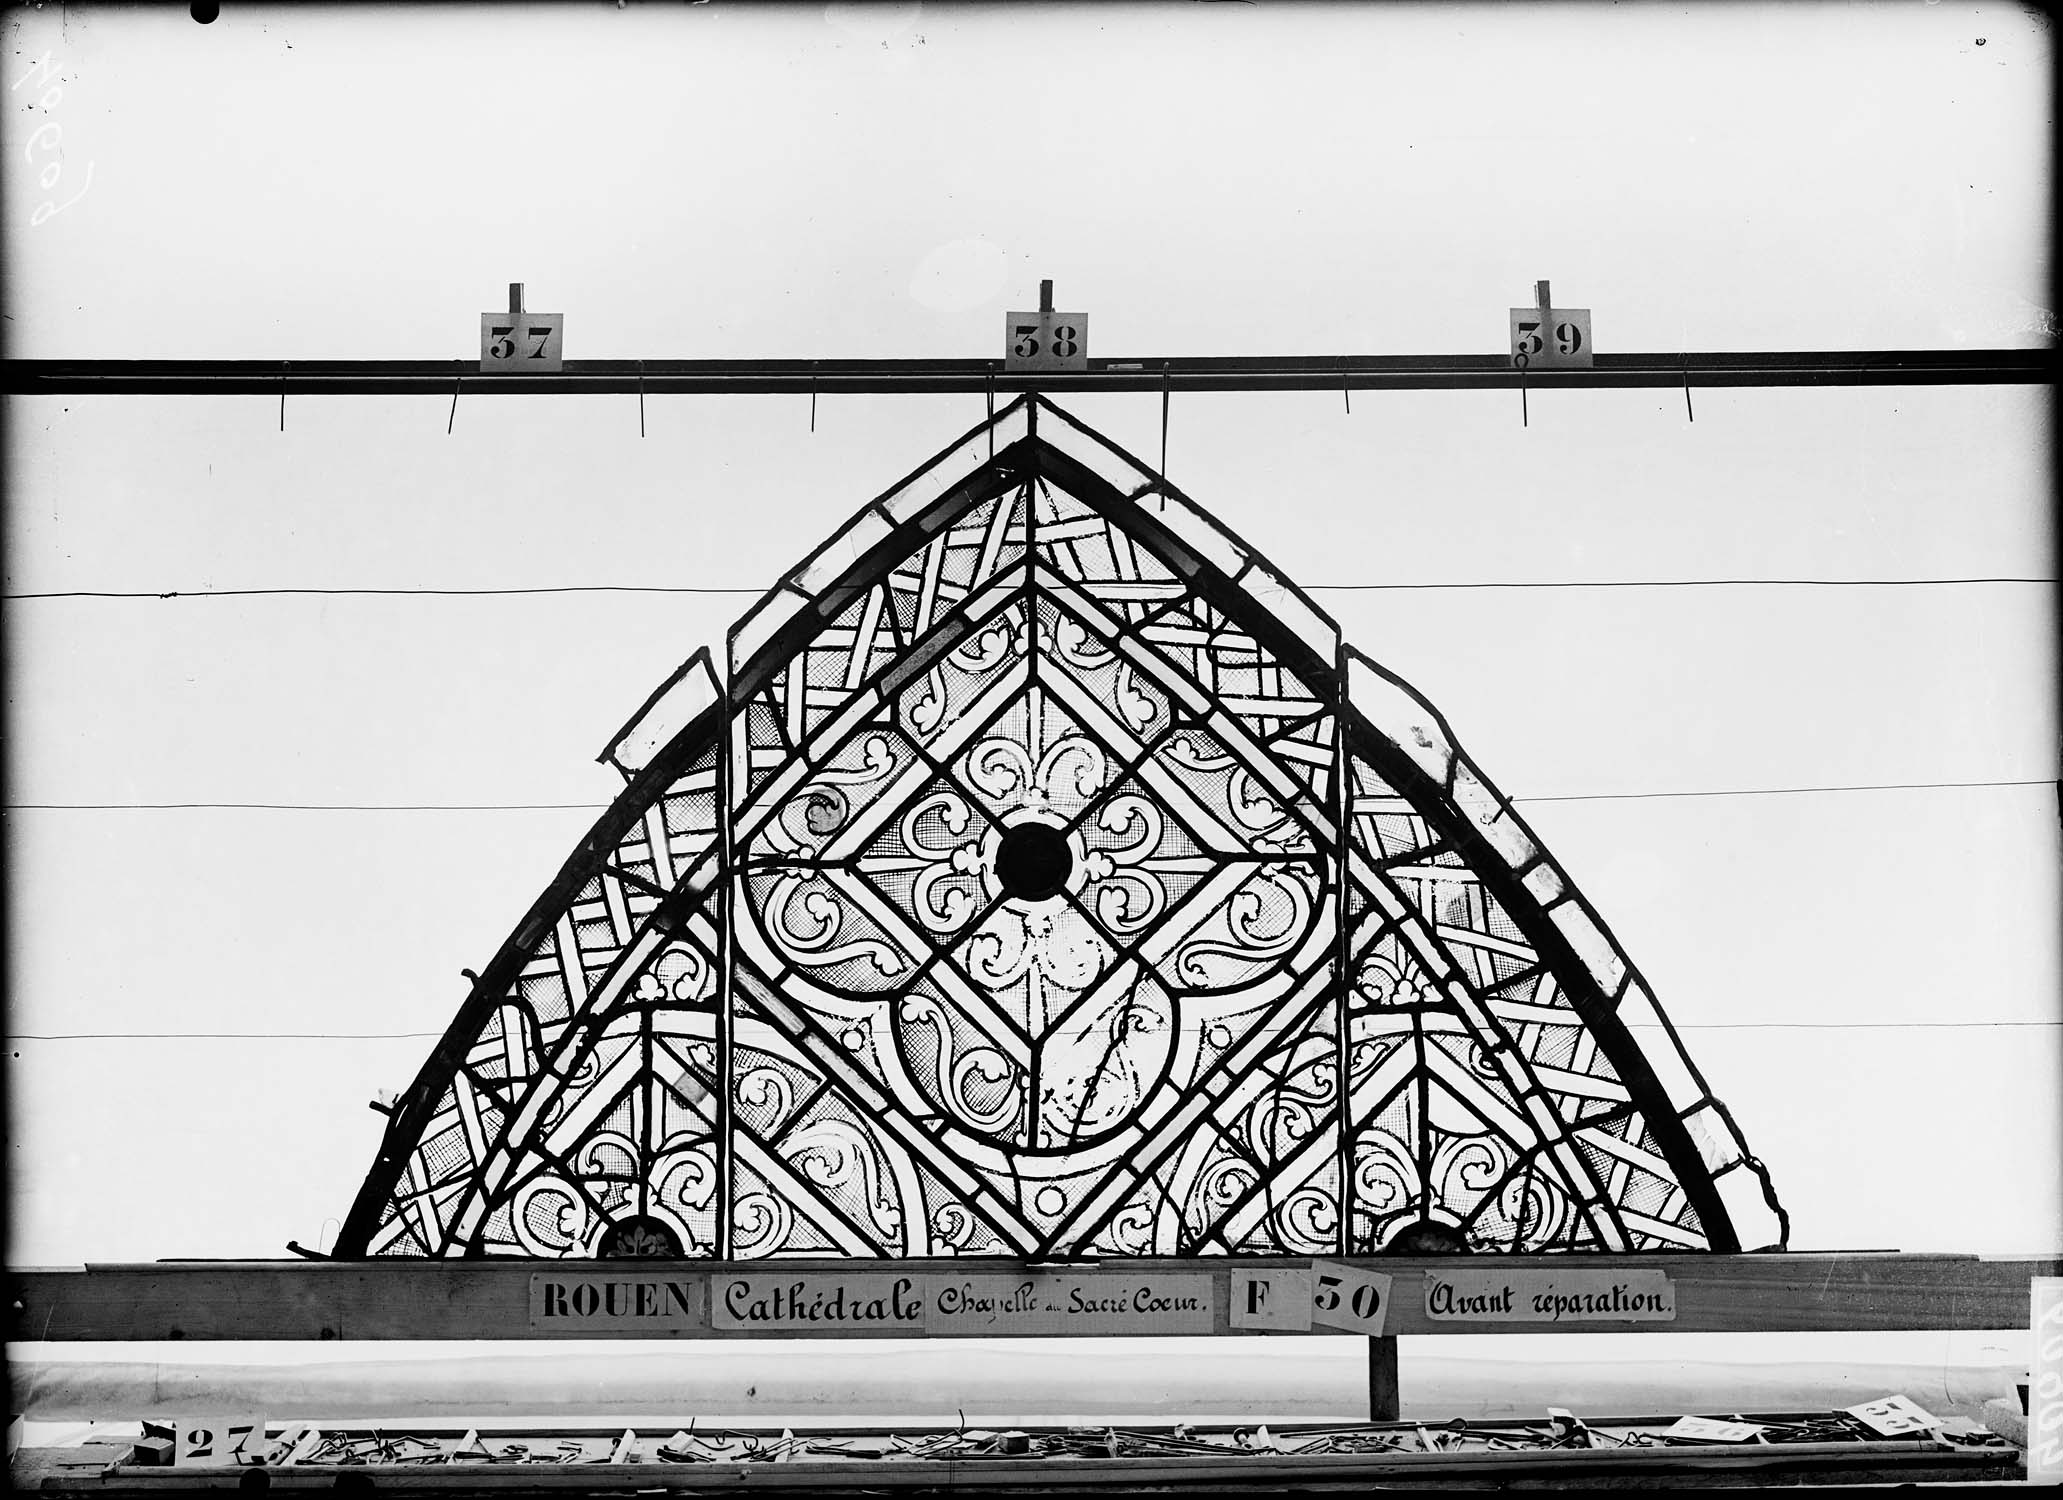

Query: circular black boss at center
[[994, 821, 1073, 901]]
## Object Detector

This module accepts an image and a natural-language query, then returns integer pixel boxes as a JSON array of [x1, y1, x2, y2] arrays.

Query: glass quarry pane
[[1613, 983, 1702, 1108], [728, 586, 809, 672], [1451, 759, 1538, 869], [1153, 494, 1251, 579], [1243, 560, 1339, 660], [877, 403, 1034, 523], [795, 508, 896, 594], [1348, 655, 1455, 785], [606, 653, 721, 773], [1551, 901, 1628, 998]]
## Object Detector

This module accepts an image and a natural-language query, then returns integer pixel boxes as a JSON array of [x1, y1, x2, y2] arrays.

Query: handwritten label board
[[515, 1263, 1677, 1336], [1425, 1268, 1676, 1324], [713, 1271, 1212, 1335]]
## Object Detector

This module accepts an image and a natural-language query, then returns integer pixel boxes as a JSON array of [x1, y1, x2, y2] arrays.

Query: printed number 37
[[488, 325, 554, 361]]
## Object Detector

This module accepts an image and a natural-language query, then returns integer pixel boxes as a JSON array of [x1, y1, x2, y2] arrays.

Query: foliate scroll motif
[[339, 395, 1785, 1261], [729, 561, 1344, 1256]]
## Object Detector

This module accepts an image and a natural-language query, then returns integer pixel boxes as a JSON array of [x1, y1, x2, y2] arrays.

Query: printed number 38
[[488, 325, 554, 361], [1013, 323, 1080, 359]]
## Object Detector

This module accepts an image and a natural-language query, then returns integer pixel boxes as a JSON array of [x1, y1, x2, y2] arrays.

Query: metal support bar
[[8, 1254, 2053, 1342], [1, 349, 2048, 398]]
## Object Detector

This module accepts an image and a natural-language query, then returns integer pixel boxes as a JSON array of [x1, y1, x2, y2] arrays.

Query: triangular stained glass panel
[[337, 396, 1786, 1260]]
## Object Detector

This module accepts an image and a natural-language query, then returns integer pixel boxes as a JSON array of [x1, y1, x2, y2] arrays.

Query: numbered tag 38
[[1004, 310, 1088, 373]]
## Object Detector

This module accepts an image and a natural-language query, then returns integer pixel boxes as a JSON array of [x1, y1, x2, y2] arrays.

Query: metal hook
[[1682, 355, 1694, 423], [1160, 363, 1171, 474], [1341, 356, 1351, 416], [1514, 350, 1529, 428], [638, 359, 646, 438], [446, 364, 462, 435], [985, 367, 995, 460], [279, 359, 288, 432], [809, 366, 817, 434]]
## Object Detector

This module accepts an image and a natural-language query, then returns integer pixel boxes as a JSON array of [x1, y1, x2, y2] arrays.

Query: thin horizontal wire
[[14, 1031, 445, 1041], [14, 1020, 2057, 1041], [1518, 776, 2056, 804], [2, 576, 2052, 601], [0, 800, 596, 811], [6, 777, 2051, 813]]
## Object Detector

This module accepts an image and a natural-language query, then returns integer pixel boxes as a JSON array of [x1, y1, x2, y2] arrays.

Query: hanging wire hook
[[279, 359, 288, 432], [446, 363, 462, 435], [1160, 363, 1172, 473], [1514, 350, 1529, 428], [1682, 353, 1694, 423], [638, 359, 646, 438], [985, 366, 995, 460], [809, 364, 817, 434], [1341, 355, 1351, 416]]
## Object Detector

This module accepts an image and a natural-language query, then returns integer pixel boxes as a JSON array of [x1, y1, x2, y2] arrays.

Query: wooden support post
[[509, 282, 525, 316], [1369, 1335, 1400, 1422], [1039, 278, 1053, 314]]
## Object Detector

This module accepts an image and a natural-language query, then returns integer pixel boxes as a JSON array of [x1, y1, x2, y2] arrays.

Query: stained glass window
[[335, 396, 1787, 1260]]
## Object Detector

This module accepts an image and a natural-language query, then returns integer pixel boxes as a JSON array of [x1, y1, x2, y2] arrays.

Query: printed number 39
[[1515, 321, 1583, 358]]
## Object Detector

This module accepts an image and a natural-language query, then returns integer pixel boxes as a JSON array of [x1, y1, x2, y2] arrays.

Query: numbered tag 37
[[480, 312, 564, 373]]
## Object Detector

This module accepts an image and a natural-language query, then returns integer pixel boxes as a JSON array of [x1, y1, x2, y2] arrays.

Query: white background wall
[[5, 1, 2055, 1380]]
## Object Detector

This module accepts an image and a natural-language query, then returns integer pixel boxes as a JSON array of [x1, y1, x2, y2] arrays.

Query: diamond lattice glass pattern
[[337, 396, 1786, 1261]]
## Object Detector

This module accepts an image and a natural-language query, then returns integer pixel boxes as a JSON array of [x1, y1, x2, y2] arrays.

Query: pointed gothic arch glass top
[[336, 396, 1787, 1261]]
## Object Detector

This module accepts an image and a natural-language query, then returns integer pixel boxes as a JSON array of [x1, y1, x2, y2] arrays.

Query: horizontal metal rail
[[1, 349, 2052, 397], [9, 1253, 2053, 1341]]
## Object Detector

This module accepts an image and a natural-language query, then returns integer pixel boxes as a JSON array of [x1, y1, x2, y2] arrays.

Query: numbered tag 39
[[1508, 307, 1592, 369], [1004, 310, 1087, 373]]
